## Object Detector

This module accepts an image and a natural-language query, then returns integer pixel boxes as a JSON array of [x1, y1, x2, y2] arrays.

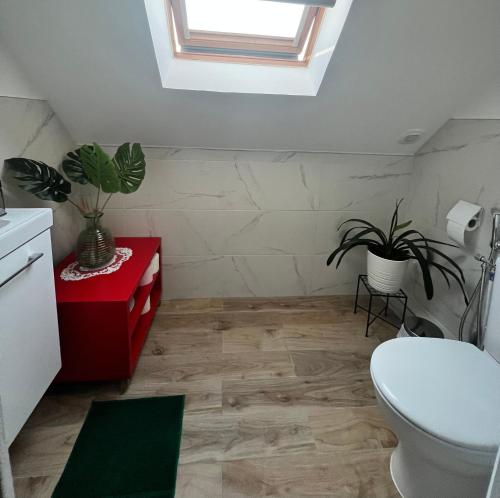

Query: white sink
[[0, 209, 53, 259]]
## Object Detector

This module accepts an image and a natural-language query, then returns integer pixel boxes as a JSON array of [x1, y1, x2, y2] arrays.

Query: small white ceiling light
[[398, 129, 426, 145]]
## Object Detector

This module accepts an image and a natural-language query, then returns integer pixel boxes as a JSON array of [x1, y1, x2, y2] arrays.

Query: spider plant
[[327, 199, 468, 303]]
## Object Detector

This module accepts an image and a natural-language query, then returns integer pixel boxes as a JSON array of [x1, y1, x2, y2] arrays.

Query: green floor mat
[[52, 395, 185, 498]]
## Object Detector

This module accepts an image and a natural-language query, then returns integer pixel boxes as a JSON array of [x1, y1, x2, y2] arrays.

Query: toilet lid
[[371, 338, 500, 451]]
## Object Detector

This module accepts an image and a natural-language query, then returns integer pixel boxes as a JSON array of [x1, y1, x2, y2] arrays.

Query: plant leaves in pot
[[326, 199, 469, 302], [6, 142, 146, 270]]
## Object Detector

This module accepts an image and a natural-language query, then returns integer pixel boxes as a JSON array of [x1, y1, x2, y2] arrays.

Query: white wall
[[454, 80, 500, 119], [406, 119, 500, 338], [0, 41, 44, 100], [0, 97, 82, 263], [102, 147, 413, 299]]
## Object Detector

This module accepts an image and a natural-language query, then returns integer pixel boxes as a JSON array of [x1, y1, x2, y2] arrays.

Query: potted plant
[[327, 199, 468, 302], [6, 143, 145, 269]]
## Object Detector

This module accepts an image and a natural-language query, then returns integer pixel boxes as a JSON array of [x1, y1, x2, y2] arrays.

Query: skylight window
[[144, 0, 353, 95], [184, 0, 305, 38], [166, 0, 326, 65]]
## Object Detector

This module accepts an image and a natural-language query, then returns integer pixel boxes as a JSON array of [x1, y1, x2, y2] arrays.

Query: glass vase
[[76, 211, 115, 269]]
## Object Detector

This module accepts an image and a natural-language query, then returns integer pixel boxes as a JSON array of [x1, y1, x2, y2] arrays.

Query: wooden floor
[[10, 296, 400, 498]]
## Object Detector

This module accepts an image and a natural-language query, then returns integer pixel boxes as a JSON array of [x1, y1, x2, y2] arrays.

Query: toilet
[[371, 255, 500, 497], [371, 338, 500, 497]]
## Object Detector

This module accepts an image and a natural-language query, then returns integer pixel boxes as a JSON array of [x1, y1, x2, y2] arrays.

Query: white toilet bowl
[[371, 338, 500, 498]]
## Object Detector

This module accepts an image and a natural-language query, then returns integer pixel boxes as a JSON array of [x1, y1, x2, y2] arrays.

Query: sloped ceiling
[[0, 0, 499, 154]]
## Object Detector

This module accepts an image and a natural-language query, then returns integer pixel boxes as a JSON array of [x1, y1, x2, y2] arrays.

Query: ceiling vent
[[398, 129, 425, 145]]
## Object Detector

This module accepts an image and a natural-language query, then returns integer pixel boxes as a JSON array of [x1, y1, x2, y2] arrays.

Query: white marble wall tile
[[113, 159, 322, 212], [223, 255, 312, 297], [162, 253, 364, 300], [234, 161, 320, 210], [309, 252, 367, 296], [407, 119, 500, 337], [51, 205, 82, 262], [118, 160, 258, 211], [101, 146, 412, 298], [0, 103, 415, 297], [318, 156, 413, 211], [314, 210, 389, 256], [0, 96, 79, 263], [105, 209, 317, 256], [162, 256, 228, 298], [105, 150, 413, 213], [0, 98, 54, 160], [163, 255, 312, 299], [102, 209, 153, 238], [134, 147, 413, 166]]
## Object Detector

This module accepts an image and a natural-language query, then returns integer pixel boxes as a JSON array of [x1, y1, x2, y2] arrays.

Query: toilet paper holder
[[446, 200, 483, 246]]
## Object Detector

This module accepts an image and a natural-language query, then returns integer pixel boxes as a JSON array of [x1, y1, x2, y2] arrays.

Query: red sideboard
[[54, 237, 162, 382]]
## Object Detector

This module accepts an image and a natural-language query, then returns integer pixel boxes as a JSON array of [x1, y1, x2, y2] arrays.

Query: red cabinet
[[54, 237, 162, 382]]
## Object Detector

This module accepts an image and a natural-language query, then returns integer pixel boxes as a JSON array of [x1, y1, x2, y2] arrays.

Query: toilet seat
[[371, 338, 500, 452]]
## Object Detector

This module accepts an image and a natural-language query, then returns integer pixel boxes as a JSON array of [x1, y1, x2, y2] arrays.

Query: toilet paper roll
[[151, 252, 160, 274], [139, 253, 160, 286], [446, 220, 469, 246], [141, 296, 151, 315], [446, 200, 482, 246], [139, 266, 154, 286]]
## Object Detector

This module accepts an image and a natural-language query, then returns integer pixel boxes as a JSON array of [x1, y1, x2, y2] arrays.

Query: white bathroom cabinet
[[0, 209, 61, 445]]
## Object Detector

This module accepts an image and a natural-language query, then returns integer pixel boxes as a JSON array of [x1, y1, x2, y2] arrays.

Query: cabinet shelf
[[54, 237, 162, 382], [128, 272, 159, 335]]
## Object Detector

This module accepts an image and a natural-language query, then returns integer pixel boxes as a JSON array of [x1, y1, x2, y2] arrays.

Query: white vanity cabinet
[[0, 208, 61, 445]]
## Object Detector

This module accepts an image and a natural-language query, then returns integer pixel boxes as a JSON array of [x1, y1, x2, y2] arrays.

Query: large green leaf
[[430, 261, 469, 304], [394, 220, 412, 232], [404, 239, 434, 299], [338, 218, 388, 244], [396, 236, 459, 248], [412, 244, 465, 282], [79, 144, 120, 193], [326, 239, 379, 267], [113, 143, 145, 193], [6, 158, 71, 202], [393, 229, 427, 247], [339, 225, 387, 247], [62, 147, 89, 184], [335, 239, 379, 268], [388, 199, 404, 242]]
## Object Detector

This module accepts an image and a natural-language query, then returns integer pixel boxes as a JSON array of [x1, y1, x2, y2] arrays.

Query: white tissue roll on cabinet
[[141, 296, 151, 315], [0, 210, 61, 446], [139, 252, 160, 286]]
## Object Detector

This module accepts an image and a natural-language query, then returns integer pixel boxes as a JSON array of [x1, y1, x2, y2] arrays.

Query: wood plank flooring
[[10, 295, 399, 497]]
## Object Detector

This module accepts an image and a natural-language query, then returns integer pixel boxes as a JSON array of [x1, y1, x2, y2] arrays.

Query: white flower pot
[[367, 249, 408, 293]]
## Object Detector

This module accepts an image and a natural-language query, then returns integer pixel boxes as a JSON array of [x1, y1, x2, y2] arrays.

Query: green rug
[[52, 396, 185, 498]]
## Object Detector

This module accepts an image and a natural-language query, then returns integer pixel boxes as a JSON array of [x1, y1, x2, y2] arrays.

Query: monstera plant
[[6, 143, 146, 269]]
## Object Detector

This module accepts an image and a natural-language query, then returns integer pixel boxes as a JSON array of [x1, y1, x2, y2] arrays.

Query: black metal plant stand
[[354, 275, 408, 337]]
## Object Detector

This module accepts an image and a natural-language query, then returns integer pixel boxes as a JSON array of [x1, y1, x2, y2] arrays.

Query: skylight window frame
[[165, 0, 326, 66]]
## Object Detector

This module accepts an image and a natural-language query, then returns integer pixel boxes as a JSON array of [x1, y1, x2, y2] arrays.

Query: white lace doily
[[60, 247, 133, 281]]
